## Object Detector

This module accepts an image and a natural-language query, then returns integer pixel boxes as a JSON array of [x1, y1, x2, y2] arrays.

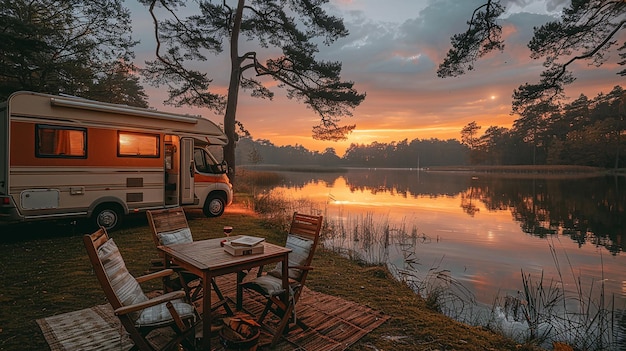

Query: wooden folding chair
[[241, 212, 323, 345], [83, 227, 197, 351], [146, 207, 233, 315]]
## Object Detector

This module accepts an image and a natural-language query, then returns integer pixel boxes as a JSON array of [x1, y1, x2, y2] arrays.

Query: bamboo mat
[[37, 275, 389, 351]]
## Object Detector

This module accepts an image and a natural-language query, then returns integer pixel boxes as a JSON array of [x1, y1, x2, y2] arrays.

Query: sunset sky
[[129, 0, 624, 156]]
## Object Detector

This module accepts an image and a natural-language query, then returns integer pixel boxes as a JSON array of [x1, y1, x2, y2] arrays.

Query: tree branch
[[548, 19, 626, 88]]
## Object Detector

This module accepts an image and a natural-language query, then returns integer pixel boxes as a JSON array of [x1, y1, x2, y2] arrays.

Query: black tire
[[203, 195, 225, 217], [92, 205, 123, 231]]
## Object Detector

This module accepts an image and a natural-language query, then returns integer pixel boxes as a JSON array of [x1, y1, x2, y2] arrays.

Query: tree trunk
[[223, 0, 245, 185], [614, 129, 621, 170]]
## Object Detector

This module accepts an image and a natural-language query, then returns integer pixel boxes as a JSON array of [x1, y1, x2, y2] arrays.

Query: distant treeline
[[463, 85, 626, 169], [236, 85, 626, 169], [235, 137, 468, 168]]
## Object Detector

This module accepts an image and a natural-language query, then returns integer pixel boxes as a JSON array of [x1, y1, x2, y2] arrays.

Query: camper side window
[[118, 131, 160, 157], [36, 125, 87, 158]]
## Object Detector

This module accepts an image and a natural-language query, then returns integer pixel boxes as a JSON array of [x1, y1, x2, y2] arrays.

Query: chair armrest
[[289, 265, 313, 271], [135, 269, 175, 283], [114, 290, 186, 316], [150, 258, 185, 271]]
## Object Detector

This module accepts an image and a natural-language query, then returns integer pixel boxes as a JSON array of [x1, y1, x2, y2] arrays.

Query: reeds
[[324, 211, 391, 265], [491, 239, 621, 350]]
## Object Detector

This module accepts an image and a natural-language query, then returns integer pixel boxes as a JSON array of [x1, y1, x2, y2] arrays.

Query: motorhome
[[0, 91, 233, 230]]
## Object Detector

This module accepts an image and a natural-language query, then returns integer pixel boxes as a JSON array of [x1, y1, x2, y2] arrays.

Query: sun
[[490, 95, 496, 100]]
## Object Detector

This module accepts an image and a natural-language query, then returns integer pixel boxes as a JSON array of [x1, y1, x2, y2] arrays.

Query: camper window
[[118, 131, 160, 157], [194, 148, 226, 174], [36, 125, 87, 158]]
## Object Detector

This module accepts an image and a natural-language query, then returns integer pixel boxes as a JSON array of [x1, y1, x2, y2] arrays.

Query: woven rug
[[37, 304, 133, 351], [37, 276, 389, 351]]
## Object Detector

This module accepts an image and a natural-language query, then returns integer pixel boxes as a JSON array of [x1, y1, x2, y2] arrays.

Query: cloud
[[503, 0, 568, 15]]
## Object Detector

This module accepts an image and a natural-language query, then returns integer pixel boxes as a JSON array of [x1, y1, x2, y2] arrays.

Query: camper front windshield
[[194, 148, 226, 174]]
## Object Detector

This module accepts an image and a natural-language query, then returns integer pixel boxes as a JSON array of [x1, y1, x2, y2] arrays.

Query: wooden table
[[158, 236, 291, 350]]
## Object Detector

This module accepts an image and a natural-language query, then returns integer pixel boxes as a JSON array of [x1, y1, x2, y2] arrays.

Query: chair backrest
[[83, 228, 148, 316], [290, 212, 323, 244], [146, 207, 193, 247], [270, 212, 323, 283]]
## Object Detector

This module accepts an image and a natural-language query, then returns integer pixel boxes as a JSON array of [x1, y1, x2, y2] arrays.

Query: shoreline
[[241, 164, 623, 175]]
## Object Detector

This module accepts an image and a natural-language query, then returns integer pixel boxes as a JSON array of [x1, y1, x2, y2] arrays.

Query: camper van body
[[0, 91, 233, 230]]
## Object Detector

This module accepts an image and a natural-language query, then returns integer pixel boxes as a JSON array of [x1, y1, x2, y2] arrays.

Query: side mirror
[[218, 160, 228, 174], [210, 160, 228, 174]]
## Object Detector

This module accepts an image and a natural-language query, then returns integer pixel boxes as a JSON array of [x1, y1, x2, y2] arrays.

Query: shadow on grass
[[0, 214, 149, 244]]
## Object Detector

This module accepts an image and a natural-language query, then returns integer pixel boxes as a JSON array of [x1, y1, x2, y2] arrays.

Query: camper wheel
[[92, 205, 123, 231], [203, 195, 225, 217]]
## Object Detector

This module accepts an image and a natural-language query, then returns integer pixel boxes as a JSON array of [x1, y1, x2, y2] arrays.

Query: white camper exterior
[[0, 91, 233, 230]]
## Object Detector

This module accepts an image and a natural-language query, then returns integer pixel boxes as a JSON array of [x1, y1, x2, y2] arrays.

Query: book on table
[[223, 242, 264, 256], [229, 235, 265, 247]]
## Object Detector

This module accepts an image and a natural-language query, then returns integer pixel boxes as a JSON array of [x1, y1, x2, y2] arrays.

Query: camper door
[[180, 137, 195, 204]]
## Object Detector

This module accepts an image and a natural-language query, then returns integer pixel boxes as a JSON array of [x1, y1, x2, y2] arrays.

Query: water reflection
[[273, 169, 625, 255], [265, 168, 626, 348]]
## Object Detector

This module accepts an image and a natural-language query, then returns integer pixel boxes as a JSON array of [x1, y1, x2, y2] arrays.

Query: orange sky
[[130, 0, 624, 157]]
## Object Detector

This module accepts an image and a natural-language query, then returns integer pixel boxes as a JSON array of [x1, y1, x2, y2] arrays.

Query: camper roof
[[7, 91, 228, 145]]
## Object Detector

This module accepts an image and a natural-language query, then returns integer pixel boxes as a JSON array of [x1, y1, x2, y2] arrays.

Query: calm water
[[265, 168, 626, 345]]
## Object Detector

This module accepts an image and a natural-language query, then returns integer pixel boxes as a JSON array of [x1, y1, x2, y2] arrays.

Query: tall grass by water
[[240, 171, 624, 350], [487, 241, 621, 350]]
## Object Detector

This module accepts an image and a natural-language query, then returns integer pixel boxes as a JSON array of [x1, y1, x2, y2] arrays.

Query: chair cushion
[[157, 227, 193, 245], [97, 239, 148, 318], [247, 275, 287, 297], [135, 299, 196, 327], [268, 234, 313, 281]]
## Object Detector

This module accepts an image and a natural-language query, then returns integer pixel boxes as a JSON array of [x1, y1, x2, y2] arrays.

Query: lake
[[262, 168, 626, 347]]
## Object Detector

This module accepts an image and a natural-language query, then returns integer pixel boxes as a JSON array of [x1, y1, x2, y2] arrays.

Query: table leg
[[236, 271, 245, 311], [162, 255, 170, 292], [202, 273, 212, 350]]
